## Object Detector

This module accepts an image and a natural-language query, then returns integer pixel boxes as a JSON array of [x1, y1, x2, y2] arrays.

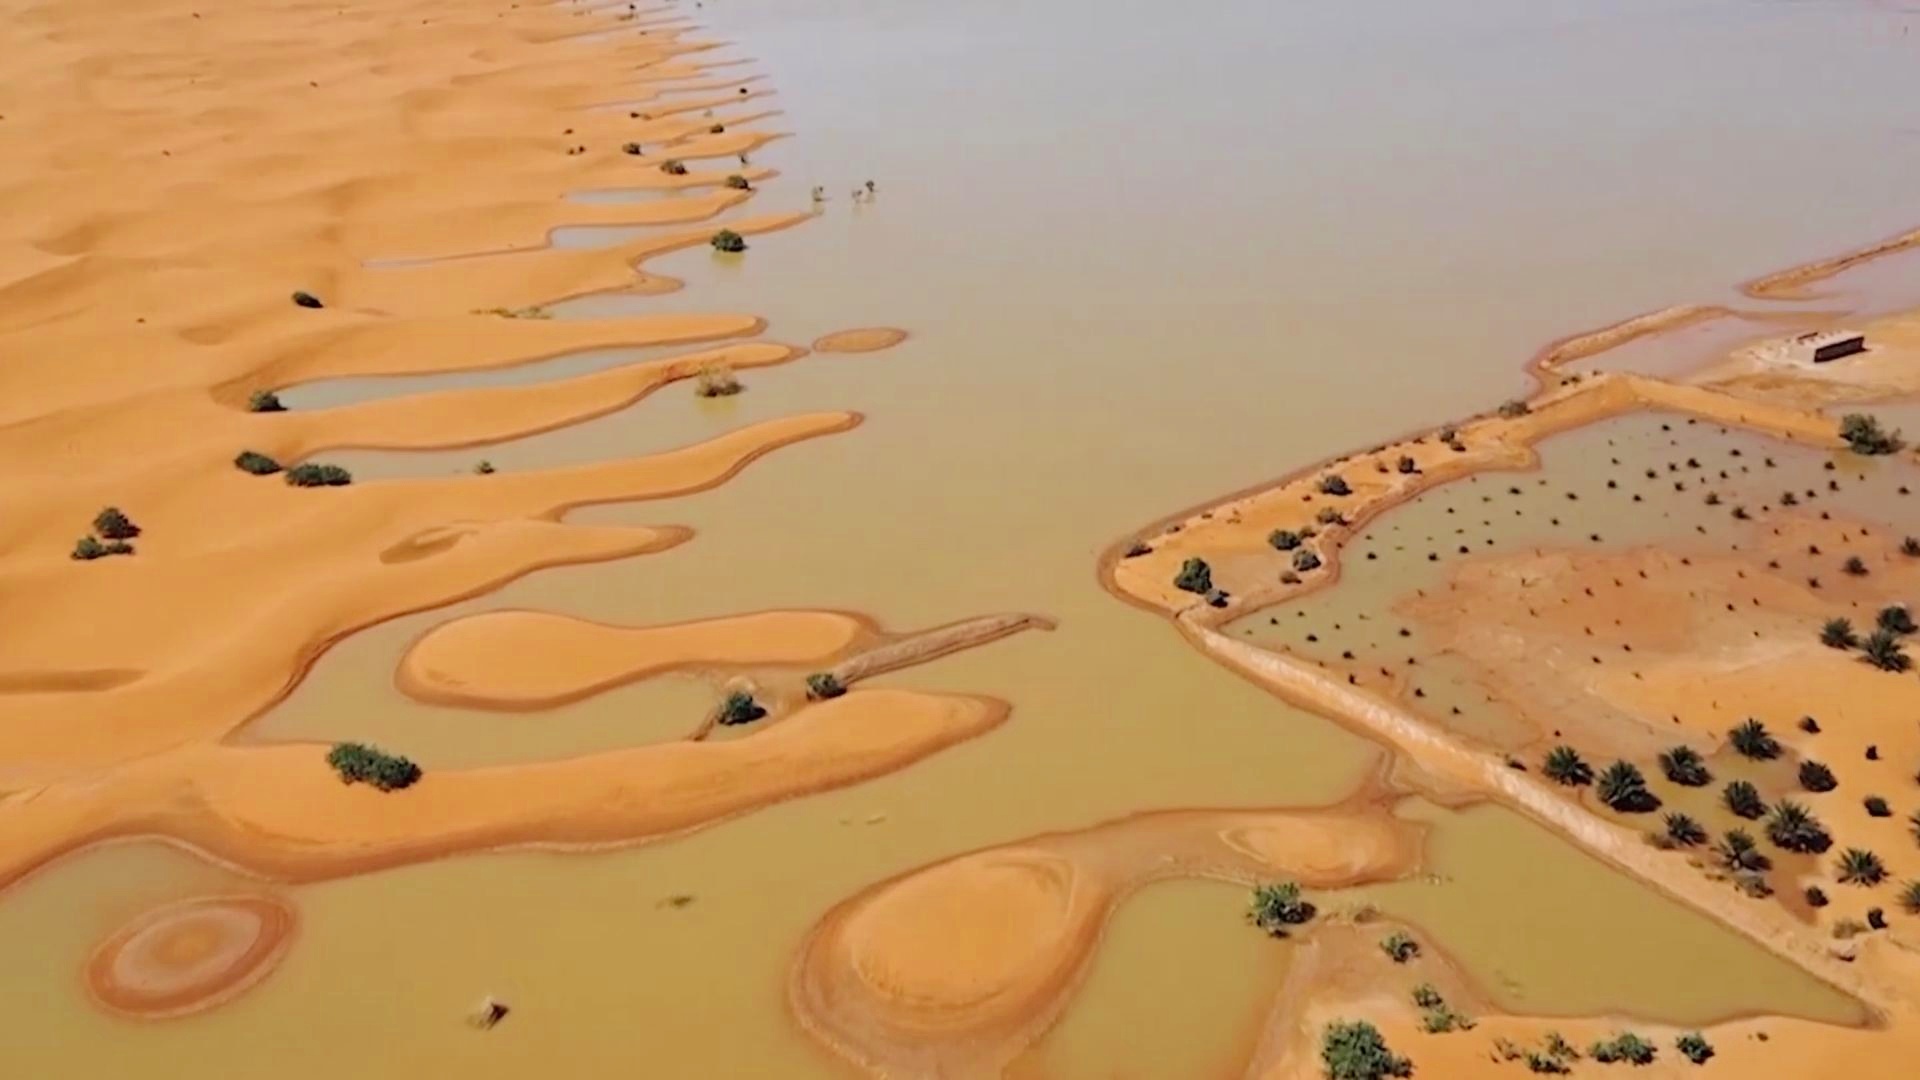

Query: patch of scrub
[[1339, 801, 1865, 1026]]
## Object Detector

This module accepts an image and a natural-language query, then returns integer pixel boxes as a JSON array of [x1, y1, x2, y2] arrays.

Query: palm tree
[[1727, 719, 1780, 760], [1664, 812, 1707, 847], [1724, 780, 1767, 820], [1837, 848, 1887, 886], [1596, 761, 1658, 813], [1878, 606, 1917, 636], [1766, 800, 1832, 854], [1715, 829, 1769, 872], [1658, 746, 1711, 787], [1798, 760, 1838, 793], [1900, 881, 1920, 914], [1543, 745, 1593, 787], [1820, 618, 1859, 649], [1862, 629, 1912, 673]]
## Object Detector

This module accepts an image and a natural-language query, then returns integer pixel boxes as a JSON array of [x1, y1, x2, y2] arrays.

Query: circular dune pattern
[[84, 895, 295, 1019], [811, 327, 908, 353]]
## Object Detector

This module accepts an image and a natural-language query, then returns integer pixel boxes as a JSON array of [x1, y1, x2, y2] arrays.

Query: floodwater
[[14, 0, 1920, 1074]]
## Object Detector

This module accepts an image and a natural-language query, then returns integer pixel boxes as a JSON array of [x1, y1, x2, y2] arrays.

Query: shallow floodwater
[[18, 0, 1920, 1074]]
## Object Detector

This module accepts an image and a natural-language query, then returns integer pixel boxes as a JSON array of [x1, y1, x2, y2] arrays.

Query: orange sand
[[84, 895, 296, 1020], [811, 327, 910, 354]]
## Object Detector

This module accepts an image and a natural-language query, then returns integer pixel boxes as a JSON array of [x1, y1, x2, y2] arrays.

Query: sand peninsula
[[0, 0, 1054, 1022], [787, 226, 1920, 1077]]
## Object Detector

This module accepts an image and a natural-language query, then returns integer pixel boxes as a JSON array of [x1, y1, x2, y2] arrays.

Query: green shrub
[[724, 174, 752, 190], [1899, 880, 1920, 913], [806, 673, 845, 700], [1879, 606, 1917, 635], [93, 507, 140, 540], [1380, 931, 1419, 963], [248, 389, 286, 413], [234, 450, 283, 475], [1840, 413, 1902, 455], [1293, 548, 1323, 573], [1820, 617, 1859, 649], [474, 460, 496, 475], [1268, 529, 1302, 551], [1863, 628, 1912, 672], [1674, 1031, 1713, 1065], [1318, 474, 1352, 496], [695, 363, 743, 397], [717, 691, 766, 726], [1657, 746, 1710, 786], [1248, 881, 1314, 934], [326, 742, 421, 791], [1766, 800, 1832, 854], [1727, 718, 1779, 759], [1589, 1032, 1656, 1065], [1799, 760, 1838, 792], [1497, 399, 1531, 419], [1865, 795, 1891, 818], [1316, 506, 1348, 526], [71, 536, 133, 560], [1905, 537, 1920, 557], [1723, 779, 1767, 819], [659, 159, 688, 175], [1173, 557, 1212, 594], [1396, 455, 1417, 474], [285, 462, 352, 487], [291, 290, 324, 309], [1715, 829, 1769, 872], [1844, 555, 1870, 576], [1320, 1020, 1411, 1080], [1663, 812, 1707, 847], [1597, 760, 1658, 813], [1543, 745, 1592, 786], [710, 229, 747, 253], [1410, 983, 1443, 1009], [621, 141, 643, 155], [1838, 847, 1886, 886]]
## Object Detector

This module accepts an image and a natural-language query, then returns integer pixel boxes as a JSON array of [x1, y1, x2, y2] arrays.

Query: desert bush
[[1821, 617, 1859, 649], [326, 742, 421, 791], [71, 536, 133, 560], [1799, 760, 1838, 792], [1173, 557, 1213, 594], [93, 507, 140, 540], [1658, 746, 1710, 787], [1728, 718, 1780, 759], [806, 673, 846, 700], [1807, 885, 1829, 907], [659, 159, 687, 175], [1268, 529, 1302, 551], [1674, 1032, 1713, 1065], [710, 229, 747, 253], [248, 389, 286, 412], [1497, 399, 1531, 419], [1838, 847, 1887, 886], [1863, 628, 1912, 672], [1840, 413, 1902, 455], [1396, 455, 1417, 474], [1844, 555, 1870, 576], [1293, 548, 1323, 573], [291, 290, 324, 309], [1597, 760, 1658, 812], [1900, 880, 1920, 914], [1316, 506, 1347, 526], [1248, 881, 1315, 933], [1589, 1033, 1656, 1065], [1905, 537, 1920, 557], [1879, 606, 1917, 635], [1320, 1020, 1411, 1080], [1767, 800, 1831, 854], [1723, 779, 1767, 819], [1380, 931, 1419, 963], [724, 174, 752, 190], [1663, 812, 1707, 847], [474, 460, 495, 475], [695, 362, 743, 397], [717, 691, 767, 726], [234, 450, 282, 475], [1543, 745, 1593, 786], [285, 462, 352, 487], [1865, 795, 1891, 818], [1715, 829, 1769, 872], [708, 123, 725, 134], [1124, 541, 1151, 558], [1318, 474, 1352, 496]]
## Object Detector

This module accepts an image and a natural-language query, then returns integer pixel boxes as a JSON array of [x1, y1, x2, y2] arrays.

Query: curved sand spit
[[811, 327, 910, 354], [1091, 237, 1920, 1072], [84, 895, 295, 1020], [791, 804, 1422, 1077]]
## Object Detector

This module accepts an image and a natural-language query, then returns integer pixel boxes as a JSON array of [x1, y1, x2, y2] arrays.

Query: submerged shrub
[[71, 536, 133, 561], [474, 460, 495, 475], [1248, 881, 1315, 934], [1174, 557, 1213, 594], [93, 507, 140, 540], [1596, 760, 1658, 813], [247, 389, 286, 413], [1543, 745, 1593, 786], [326, 742, 421, 791], [1320, 1020, 1411, 1080], [695, 362, 743, 397], [710, 229, 747, 253], [1658, 746, 1710, 787], [1840, 413, 1902, 455], [717, 691, 767, 726], [233, 450, 283, 475], [806, 673, 846, 700], [285, 462, 352, 487]]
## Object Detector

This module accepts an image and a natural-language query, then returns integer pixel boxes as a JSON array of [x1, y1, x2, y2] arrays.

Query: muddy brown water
[[12, 0, 1920, 1073]]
